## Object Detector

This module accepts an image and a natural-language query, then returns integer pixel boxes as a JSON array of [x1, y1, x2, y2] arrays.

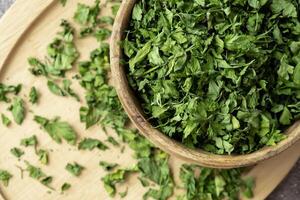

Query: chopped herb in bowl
[[124, 0, 300, 155]]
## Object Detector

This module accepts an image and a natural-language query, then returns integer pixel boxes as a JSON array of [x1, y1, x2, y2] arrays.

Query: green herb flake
[[102, 168, 136, 197], [0, 170, 12, 186], [29, 87, 39, 104], [61, 182, 71, 193], [106, 136, 119, 146], [9, 97, 25, 125], [1, 114, 11, 127], [10, 147, 24, 158], [65, 162, 84, 176], [99, 161, 118, 171], [78, 138, 108, 151], [37, 149, 49, 165], [0, 83, 22, 103], [34, 115, 77, 145], [47, 80, 66, 97], [25, 161, 46, 180], [20, 135, 38, 153]]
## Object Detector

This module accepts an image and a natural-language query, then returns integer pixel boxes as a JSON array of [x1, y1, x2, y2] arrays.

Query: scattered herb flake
[[9, 97, 25, 125], [0, 170, 12, 187], [37, 149, 49, 165], [65, 162, 84, 177], [61, 182, 71, 193], [10, 147, 24, 158], [34, 115, 77, 145], [29, 87, 39, 104], [99, 161, 118, 171], [1, 113, 11, 127]]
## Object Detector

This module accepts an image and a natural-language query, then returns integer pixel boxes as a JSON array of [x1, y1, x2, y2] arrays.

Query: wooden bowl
[[110, 0, 300, 169]]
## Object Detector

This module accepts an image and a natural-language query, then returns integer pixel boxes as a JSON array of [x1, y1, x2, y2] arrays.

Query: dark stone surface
[[0, 0, 299, 199]]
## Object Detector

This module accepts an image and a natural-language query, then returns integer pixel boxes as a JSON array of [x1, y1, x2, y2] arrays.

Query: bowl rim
[[110, 0, 300, 169]]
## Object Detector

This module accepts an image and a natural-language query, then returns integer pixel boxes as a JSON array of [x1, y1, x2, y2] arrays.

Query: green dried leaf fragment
[[9, 97, 25, 125], [1, 114, 11, 127], [10, 147, 24, 158], [34, 115, 77, 145], [29, 87, 39, 104], [0, 170, 12, 186], [65, 162, 84, 177], [78, 138, 108, 151]]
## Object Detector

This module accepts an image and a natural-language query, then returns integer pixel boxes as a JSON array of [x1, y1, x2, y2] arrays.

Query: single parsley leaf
[[10, 147, 24, 158], [99, 161, 118, 171], [9, 97, 25, 125], [61, 182, 71, 193], [29, 87, 39, 104], [1, 113, 11, 127], [25, 161, 46, 180], [47, 80, 66, 97], [106, 136, 119, 146], [65, 162, 84, 176], [78, 138, 108, 151], [37, 149, 49, 165], [0, 170, 12, 186], [0, 83, 22, 103], [34, 115, 77, 145]]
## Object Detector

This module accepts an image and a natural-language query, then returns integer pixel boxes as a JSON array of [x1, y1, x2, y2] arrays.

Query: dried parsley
[[10, 147, 24, 159], [65, 162, 84, 177], [21, 135, 38, 148], [61, 182, 71, 193], [123, 0, 300, 154], [28, 20, 79, 78], [34, 115, 77, 145], [9, 97, 25, 125], [178, 165, 254, 200], [78, 138, 108, 151], [1, 113, 11, 127], [0, 83, 22, 103], [29, 87, 39, 104], [99, 161, 118, 171], [37, 149, 49, 165], [0, 170, 12, 186]]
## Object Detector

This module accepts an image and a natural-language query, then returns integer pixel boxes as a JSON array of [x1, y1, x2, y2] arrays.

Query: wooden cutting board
[[0, 0, 299, 200]]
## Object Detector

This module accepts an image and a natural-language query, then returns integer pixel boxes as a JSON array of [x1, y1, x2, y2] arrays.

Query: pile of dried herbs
[[124, 0, 300, 154], [0, 1, 255, 200]]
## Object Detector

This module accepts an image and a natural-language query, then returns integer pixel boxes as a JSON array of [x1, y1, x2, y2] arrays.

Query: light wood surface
[[111, 0, 300, 169], [0, 0, 298, 200]]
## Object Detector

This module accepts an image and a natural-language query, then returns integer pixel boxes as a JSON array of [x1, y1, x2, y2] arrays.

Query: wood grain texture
[[0, 0, 298, 200], [111, 0, 300, 169]]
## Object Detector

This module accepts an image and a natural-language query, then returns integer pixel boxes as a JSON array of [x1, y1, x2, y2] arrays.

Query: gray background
[[0, 0, 299, 199]]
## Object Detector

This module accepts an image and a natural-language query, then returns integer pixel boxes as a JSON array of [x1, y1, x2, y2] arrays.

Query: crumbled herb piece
[[34, 115, 77, 145], [99, 161, 118, 171], [123, 0, 300, 154], [78, 138, 108, 151], [63, 79, 80, 101], [41, 176, 53, 188], [1, 113, 11, 127], [94, 28, 112, 41], [9, 97, 25, 125], [111, 4, 120, 16], [21, 135, 38, 148], [25, 161, 46, 180], [29, 87, 39, 104], [28, 20, 78, 77], [74, 0, 100, 25], [106, 136, 119, 146], [37, 149, 49, 165], [0, 170, 12, 186], [102, 167, 137, 197], [65, 162, 84, 176], [47, 80, 66, 97], [139, 151, 174, 200], [0, 83, 22, 103], [119, 188, 128, 198], [10, 147, 24, 158], [61, 182, 71, 193]]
